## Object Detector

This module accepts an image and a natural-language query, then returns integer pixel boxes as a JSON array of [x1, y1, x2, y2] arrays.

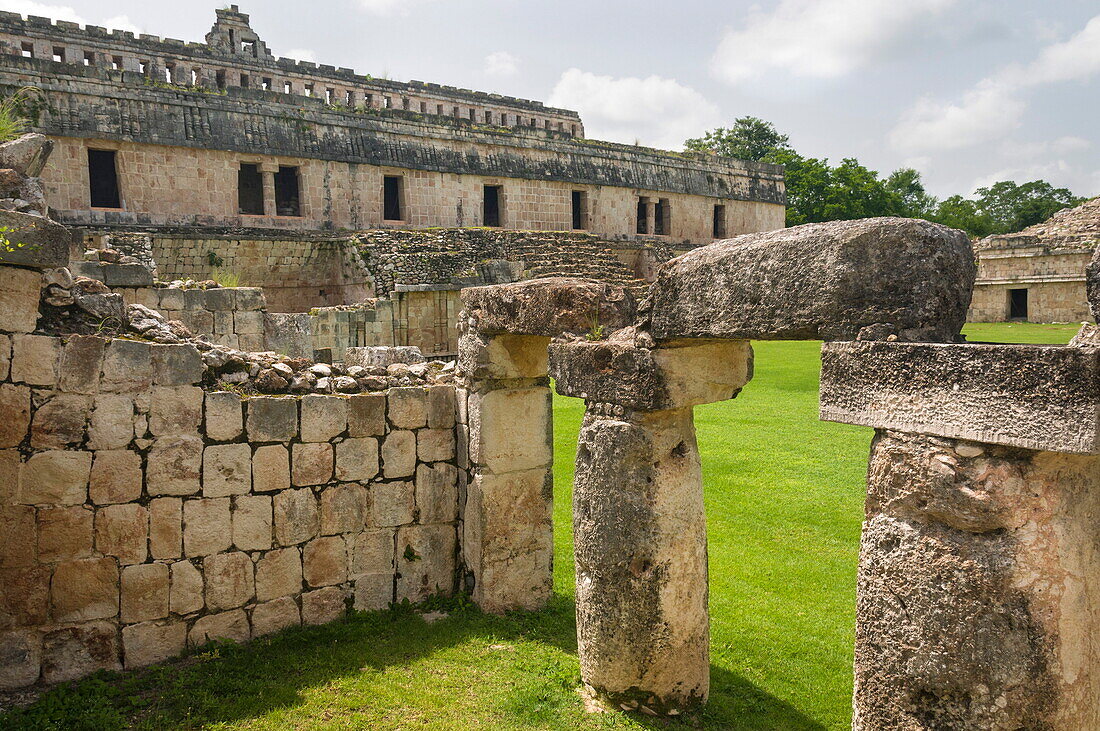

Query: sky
[[4, 0, 1099, 200]]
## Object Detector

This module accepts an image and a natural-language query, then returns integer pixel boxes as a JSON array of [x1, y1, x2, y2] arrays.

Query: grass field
[[0, 323, 1076, 731]]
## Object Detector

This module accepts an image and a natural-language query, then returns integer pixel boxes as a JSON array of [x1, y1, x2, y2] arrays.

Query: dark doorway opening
[[88, 149, 121, 208], [1008, 288, 1029, 320], [383, 176, 403, 221], [713, 204, 727, 238], [274, 166, 301, 217], [483, 185, 502, 227], [238, 164, 264, 215], [572, 190, 587, 230], [636, 197, 649, 234], [654, 198, 668, 235]]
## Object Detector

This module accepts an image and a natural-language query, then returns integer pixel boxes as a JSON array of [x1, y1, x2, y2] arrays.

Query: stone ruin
[[2, 129, 1099, 728]]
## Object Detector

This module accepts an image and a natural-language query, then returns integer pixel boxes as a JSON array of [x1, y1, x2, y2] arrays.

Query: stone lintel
[[461, 278, 635, 337], [550, 339, 753, 412], [820, 341, 1100, 454]]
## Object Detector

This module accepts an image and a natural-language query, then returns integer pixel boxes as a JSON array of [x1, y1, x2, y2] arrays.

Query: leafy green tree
[[885, 168, 937, 219], [685, 116, 791, 162], [973, 180, 1083, 234], [930, 195, 994, 238]]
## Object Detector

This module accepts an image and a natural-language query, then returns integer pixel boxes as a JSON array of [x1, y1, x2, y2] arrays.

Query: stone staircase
[[504, 234, 651, 297]]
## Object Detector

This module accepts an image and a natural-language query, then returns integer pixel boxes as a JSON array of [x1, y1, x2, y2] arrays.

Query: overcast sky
[[5, 0, 1099, 199]]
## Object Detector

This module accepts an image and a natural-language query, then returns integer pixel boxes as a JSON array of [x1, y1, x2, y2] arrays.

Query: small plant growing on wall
[[206, 251, 225, 268], [212, 268, 241, 288], [0, 225, 38, 256], [0, 86, 43, 142]]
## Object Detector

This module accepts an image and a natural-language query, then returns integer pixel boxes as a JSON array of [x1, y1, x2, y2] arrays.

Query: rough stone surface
[[274, 488, 320, 545], [205, 391, 244, 441], [302, 586, 346, 626], [0, 209, 70, 269], [37, 506, 93, 562], [348, 392, 387, 437], [251, 597, 300, 637], [96, 503, 149, 565], [371, 481, 415, 527], [303, 536, 348, 587], [0, 265, 41, 334], [1088, 245, 1100, 322], [320, 484, 368, 535], [232, 495, 272, 551], [252, 444, 290, 493], [462, 278, 636, 337], [0, 630, 40, 689], [292, 442, 333, 486], [169, 560, 204, 615], [381, 431, 417, 478], [0, 383, 30, 448], [189, 609, 250, 647], [120, 563, 170, 623], [20, 450, 91, 505], [51, 557, 119, 623], [396, 525, 455, 603], [255, 547, 302, 601], [300, 395, 348, 442], [41, 621, 120, 683], [246, 397, 298, 442], [122, 621, 187, 669], [89, 450, 143, 505], [203, 443, 253, 498], [204, 551, 255, 611], [183, 498, 231, 557], [645, 218, 975, 343], [147, 436, 203, 496], [820, 341, 1100, 454]]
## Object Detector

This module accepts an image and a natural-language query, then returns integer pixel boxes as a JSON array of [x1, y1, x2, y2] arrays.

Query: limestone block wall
[[0, 283, 463, 687], [112, 285, 270, 351], [308, 290, 462, 359], [970, 246, 1093, 323], [969, 281, 1092, 323]]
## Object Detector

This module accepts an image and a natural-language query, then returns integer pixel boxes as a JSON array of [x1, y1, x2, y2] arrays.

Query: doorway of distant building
[[1008, 288, 1028, 320], [274, 166, 301, 217], [383, 175, 404, 221], [483, 185, 502, 227], [237, 163, 264, 215], [88, 149, 121, 208]]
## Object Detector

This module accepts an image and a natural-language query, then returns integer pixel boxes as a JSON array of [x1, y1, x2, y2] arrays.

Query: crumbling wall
[[0, 262, 463, 689]]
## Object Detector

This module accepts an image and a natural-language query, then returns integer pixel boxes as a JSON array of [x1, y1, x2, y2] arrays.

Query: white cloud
[[548, 68, 720, 151], [357, 0, 436, 16], [286, 48, 317, 63], [484, 51, 519, 77], [891, 13, 1100, 154], [711, 0, 956, 83], [0, 3, 142, 33]]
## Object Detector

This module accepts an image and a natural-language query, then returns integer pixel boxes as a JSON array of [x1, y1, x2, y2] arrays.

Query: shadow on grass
[[0, 595, 822, 731]]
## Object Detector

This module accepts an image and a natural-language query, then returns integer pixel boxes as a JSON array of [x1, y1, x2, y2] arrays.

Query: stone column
[[645, 200, 656, 237], [458, 330, 553, 613], [260, 162, 278, 217], [551, 338, 753, 715], [821, 340, 1100, 729]]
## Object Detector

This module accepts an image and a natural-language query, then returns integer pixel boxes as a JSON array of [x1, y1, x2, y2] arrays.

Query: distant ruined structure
[[970, 196, 1100, 323]]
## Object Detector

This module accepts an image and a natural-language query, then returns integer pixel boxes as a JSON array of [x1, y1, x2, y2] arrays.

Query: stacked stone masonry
[[0, 264, 465, 688]]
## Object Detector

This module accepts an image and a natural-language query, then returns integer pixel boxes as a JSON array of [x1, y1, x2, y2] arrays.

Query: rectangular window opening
[[52, 47, 64, 63], [164, 66, 173, 84], [88, 149, 121, 209], [191, 68, 201, 85], [572, 190, 588, 230], [402, 97, 410, 110], [420, 101, 427, 113], [274, 166, 302, 217], [83, 51, 95, 66], [469, 108, 476, 120], [636, 197, 649, 234], [237, 163, 264, 215], [240, 74, 250, 88], [712, 204, 727, 239], [483, 185, 502, 227], [20, 42, 33, 59], [325, 88, 334, 104], [139, 60, 150, 76], [383, 175, 403, 221], [242, 40, 256, 57], [436, 104, 444, 116], [485, 111, 493, 124], [1008, 288, 1029, 320], [216, 69, 227, 90], [284, 81, 292, 94], [655, 198, 669, 235], [305, 84, 314, 97], [345, 90, 354, 106], [111, 56, 122, 71]]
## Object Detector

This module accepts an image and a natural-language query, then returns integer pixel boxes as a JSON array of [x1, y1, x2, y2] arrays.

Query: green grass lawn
[[0, 323, 1076, 731]]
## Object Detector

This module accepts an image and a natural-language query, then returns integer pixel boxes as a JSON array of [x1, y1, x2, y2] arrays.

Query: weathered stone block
[[204, 551, 255, 611], [19, 450, 91, 505], [122, 621, 187, 669], [233, 495, 272, 551], [246, 397, 298, 442], [203, 443, 252, 497], [351, 529, 395, 576], [87, 394, 134, 450], [41, 621, 120, 684], [0, 565, 49, 626], [348, 392, 386, 437], [274, 488, 319, 545], [147, 435, 203, 496], [380, 431, 416, 478], [152, 344, 203, 386], [371, 481, 415, 527], [234, 311, 264, 335], [96, 503, 149, 565], [233, 288, 266, 311], [417, 429, 455, 463], [1088, 245, 1100, 321], [89, 449, 143, 504], [263, 312, 313, 359], [344, 346, 424, 368], [29, 393, 89, 449], [388, 388, 428, 430], [292, 442, 333, 486], [0, 384, 30, 448], [468, 388, 551, 473], [149, 386, 203, 436], [353, 574, 393, 611], [647, 217, 974, 342], [149, 497, 182, 559], [251, 597, 300, 637], [457, 332, 550, 381], [300, 395, 347, 442], [37, 506, 93, 562], [320, 484, 368, 535], [100, 339, 153, 393], [0, 630, 41, 689], [0, 333, 9, 381], [303, 536, 347, 588], [0, 265, 42, 334], [169, 560, 204, 615], [426, 386, 456, 429], [301, 586, 345, 626], [120, 563, 169, 623], [0, 505, 35, 568], [416, 464, 458, 524], [820, 341, 1100, 454], [51, 557, 119, 623], [58, 335, 106, 394], [183, 498, 231, 557], [189, 609, 250, 647], [253, 444, 290, 492], [462, 278, 635, 337], [255, 547, 302, 601], [11, 334, 60, 386], [396, 525, 455, 603], [335, 437, 378, 482], [204, 391, 243, 441]]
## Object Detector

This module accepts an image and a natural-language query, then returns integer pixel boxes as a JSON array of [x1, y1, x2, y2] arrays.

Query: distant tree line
[[685, 117, 1086, 238]]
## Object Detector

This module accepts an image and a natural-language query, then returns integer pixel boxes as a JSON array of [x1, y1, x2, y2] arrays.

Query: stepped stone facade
[[969, 196, 1100, 323]]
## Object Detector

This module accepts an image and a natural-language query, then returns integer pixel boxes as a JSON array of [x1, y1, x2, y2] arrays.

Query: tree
[[684, 116, 790, 162], [885, 168, 937, 219], [930, 196, 994, 239], [973, 180, 1083, 234]]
